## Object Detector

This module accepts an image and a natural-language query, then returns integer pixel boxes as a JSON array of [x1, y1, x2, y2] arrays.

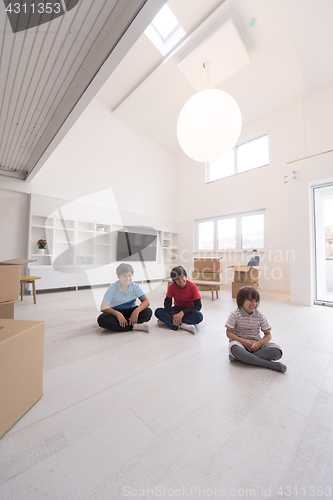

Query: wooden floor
[[1, 282, 333, 500]]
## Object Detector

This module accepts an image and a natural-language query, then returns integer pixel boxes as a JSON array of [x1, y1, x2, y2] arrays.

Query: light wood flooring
[[1, 282, 333, 500]]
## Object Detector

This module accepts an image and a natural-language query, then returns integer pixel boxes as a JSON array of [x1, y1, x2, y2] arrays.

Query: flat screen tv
[[117, 231, 157, 262]]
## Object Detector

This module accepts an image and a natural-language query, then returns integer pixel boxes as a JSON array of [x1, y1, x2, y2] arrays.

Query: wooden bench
[[164, 278, 221, 301]]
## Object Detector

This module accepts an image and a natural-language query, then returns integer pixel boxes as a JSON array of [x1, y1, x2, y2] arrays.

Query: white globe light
[[177, 89, 242, 163]]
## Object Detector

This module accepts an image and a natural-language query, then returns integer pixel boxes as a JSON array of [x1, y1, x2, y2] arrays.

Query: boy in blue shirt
[[97, 263, 152, 332]]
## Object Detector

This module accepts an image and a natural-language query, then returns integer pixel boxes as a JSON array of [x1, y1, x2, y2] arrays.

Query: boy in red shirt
[[155, 266, 203, 334]]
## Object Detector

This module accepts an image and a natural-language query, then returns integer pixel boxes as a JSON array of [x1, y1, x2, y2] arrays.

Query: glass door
[[313, 183, 333, 305]]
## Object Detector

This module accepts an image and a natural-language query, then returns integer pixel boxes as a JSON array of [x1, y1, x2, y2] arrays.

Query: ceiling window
[[144, 5, 186, 56], [151, 4, 179, 40], [206, 134, 269, 183]]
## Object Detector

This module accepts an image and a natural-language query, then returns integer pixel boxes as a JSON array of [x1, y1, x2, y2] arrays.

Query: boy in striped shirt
[[226, 286, 287, 372]]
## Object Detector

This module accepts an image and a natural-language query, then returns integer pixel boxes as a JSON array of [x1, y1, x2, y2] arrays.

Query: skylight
[[151, 4, 179, 41], [145, 4, 186, 56]]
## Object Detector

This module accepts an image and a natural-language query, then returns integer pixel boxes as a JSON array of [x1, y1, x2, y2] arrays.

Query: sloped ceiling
[[1, 0, 333, 181], [96, 0, 333, 159], [0, 0, 166, 180]]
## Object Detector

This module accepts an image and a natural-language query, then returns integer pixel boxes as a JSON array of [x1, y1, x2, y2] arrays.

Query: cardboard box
[[232, 281, 258, 298], [0, 319, 44, 438], [0, 259, 36, 265], [0, 301, 15, 319], [193, 258, 222, 273], [228, 265, 260, 283], [0, 264, 20, 302]]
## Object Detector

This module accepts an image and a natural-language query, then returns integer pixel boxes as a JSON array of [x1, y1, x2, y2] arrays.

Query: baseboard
[[289, 296, 313, 306], [260, 285, 290, 293]]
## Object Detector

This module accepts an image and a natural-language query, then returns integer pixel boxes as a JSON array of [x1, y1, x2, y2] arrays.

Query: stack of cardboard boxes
[[192, 258, 223, 291], [0, 262, 45, 438], [229, 265, 260, 298], [0, 319, 45, 438], [0, 263, 20, 319]]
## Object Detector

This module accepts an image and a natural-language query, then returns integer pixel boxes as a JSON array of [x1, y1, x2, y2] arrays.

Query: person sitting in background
[[97, 263, 152, 332], [155, 266, 203, 334]]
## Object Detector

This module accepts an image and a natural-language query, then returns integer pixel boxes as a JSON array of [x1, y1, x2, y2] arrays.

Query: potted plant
[[37, 239, 47, 254], [96, 225, 106, 232]]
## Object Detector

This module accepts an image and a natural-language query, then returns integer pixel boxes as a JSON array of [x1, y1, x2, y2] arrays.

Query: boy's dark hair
[[116, 263, 134, 276], [236, 286, 260, 308], [170, 266, 187, 282]]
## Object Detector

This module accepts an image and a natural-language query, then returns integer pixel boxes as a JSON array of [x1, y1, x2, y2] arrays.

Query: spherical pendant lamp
[[177, 88, 242, 163]]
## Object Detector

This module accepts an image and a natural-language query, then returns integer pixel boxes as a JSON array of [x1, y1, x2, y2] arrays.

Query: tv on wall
[[116, 231, 157, 262]]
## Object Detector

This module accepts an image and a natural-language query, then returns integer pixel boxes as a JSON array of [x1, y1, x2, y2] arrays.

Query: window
[[205, 149, 234, 182], [196, 211, 265, 251], [237, 135, 269, 173], [198, 220, 214, 250], [205, 134, 269, 183], [150, 4, 179, 40], [218, 218, 236, 250], [144, 5, 186, 56], [241, 213, 264, 249]]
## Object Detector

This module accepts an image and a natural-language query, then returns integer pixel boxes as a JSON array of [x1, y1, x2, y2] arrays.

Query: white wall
[[288, 85, 333, 305], [177, 84, 333, 301], [289, 157, 333, 306], [0, 99, 179, 219], [0, 188, 29, 262], [0, 99, 179, 266]]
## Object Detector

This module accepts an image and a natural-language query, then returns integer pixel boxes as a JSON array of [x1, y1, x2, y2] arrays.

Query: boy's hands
[[129, 309, 139, 325], [242, 339, 255, 350], [248, 341, 261, 352], [116, 309, 140, 326], [173, 311, 184, 328], [116, 312, 128, 327]]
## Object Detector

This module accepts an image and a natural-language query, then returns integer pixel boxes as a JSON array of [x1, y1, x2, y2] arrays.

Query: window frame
[[205, 132, 269, 184], [144, 5, 186, 56], [195, 210, 265, 252], [150, 4, 180, 43]]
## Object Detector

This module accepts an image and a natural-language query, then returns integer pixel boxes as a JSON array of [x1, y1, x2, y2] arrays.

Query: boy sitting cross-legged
[[226, 286, 287, 372], [155, 266, 203, 334], [97, 263, 152, 332]]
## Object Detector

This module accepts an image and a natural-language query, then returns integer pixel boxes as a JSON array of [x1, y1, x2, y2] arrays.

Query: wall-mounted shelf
[[159, 230, 178, 276], [27, 195, 179, 290]]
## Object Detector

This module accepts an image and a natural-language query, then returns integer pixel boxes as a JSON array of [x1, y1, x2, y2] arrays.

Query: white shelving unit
[[94, 224, 112, 267], [27, 195, 179, 290], [160, 230, 179, 275], [29, 214, 54, 267]]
